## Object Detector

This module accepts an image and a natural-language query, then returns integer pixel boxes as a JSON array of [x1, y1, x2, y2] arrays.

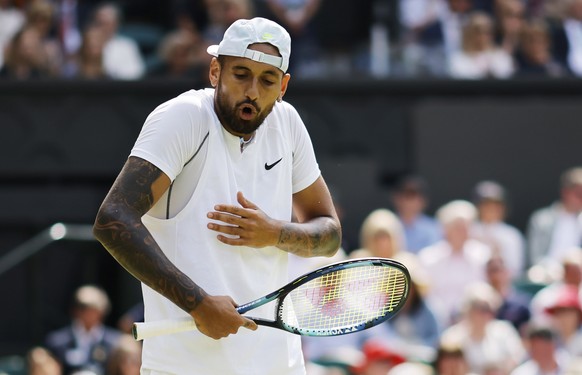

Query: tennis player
[[93, 17, 342, 374]]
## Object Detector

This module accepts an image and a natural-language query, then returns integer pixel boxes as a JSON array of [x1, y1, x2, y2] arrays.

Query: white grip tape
[[133, 317, 198, 341]]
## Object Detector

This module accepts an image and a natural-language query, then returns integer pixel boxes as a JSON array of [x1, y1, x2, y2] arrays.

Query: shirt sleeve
[[286, 103, 321, 194], [130, 96, 204, 182]]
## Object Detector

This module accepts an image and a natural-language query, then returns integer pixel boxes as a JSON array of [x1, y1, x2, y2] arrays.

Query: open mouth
[[238, 104, 257, 120]]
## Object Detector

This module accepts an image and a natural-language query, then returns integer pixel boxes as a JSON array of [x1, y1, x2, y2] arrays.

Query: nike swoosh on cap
[[265, 158, 283, 170]]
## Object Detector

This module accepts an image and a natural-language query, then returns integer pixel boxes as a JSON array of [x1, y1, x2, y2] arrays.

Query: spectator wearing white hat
[[418, 200, 491, 327], [44, 285, 122, 375]]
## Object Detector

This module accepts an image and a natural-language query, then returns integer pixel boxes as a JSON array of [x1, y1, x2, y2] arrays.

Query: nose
[[245, 78, 259, 101]]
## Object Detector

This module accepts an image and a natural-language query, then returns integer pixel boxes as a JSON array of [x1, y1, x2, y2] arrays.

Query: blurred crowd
[[1, 0, 582, 82], [19, 165, 582, 375], [291, 166, 582, 375]]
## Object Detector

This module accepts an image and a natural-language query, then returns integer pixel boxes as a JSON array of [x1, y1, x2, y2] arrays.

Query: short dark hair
[[525, 322, 557, 341]]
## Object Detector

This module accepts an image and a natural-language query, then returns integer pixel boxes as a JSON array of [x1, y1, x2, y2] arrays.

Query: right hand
[[191, 295, 258, 339]]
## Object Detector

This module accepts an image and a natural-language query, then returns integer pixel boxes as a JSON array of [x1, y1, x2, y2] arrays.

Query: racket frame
[[237, 257, 410, 336]]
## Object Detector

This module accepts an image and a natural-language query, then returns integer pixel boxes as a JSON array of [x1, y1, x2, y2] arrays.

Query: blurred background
[[1, 0, 582, 374]]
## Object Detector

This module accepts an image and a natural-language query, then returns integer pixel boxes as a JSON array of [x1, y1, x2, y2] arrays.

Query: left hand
[[207, 192, 282, 248]]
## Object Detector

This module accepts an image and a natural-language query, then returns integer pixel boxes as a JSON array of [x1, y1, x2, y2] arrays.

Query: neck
[[449, 238, 465, 252], [538, 357, 558, 372], [400, 212, 419, 224], [495, 283, 509, 296], [469, 326, 486, 340]]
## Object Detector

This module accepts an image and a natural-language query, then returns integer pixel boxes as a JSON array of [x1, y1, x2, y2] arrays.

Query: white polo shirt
[[130, 88, 320, 374]]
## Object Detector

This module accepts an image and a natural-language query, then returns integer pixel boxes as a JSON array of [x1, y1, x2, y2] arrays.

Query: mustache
[[236, 99, 260, 112]]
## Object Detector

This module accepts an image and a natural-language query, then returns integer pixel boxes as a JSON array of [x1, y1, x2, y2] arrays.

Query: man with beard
[[93, 17, 342, 375]]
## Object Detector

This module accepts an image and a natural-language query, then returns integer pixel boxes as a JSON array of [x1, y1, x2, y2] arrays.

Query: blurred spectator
[[510, 321, 571, 375], [45, 285, 122, 375], [400, 0, 476, 77], [358, 252, 441, 363], [439, 281, 526, 374], [302, 340, 363, 374], [105, 334, 141, 375], [349, 340, 406, 375], [449, 11, 515, 79], [147, 29, 207, 83], [0, 0, 25, 69], [530, 248, 582, 319], [203, 0, 254, 45], [494, 0, 525, 55], [397, 0, 445, 76], [544, 284, 582, 357], [471, 180, 525, 279], [526, 166, 582, 274], [390, 175, 442, 254], [23, 0, 62, 76], [65, 25, 108, 79], [27, 346, 62, 375], [350, 208, 406, 259], [91, 2, 145, 80], [0, 27, 51, 79], [514, 18, 567, 78], [387, 361, 433, 375], [558, 0, 582, 77], [262, 0, 323, 77], [418, 200, 491, 326], [528, 0, 562, 19], [432, 338, 477, 375], [171, 0, 208, 34], [440, 0, 475, 64], [55, 0, 81, 61], [486, 255, 531, 332]]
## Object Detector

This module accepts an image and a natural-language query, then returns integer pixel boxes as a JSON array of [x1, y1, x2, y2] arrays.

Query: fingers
[[209, 192, 259, 219], [207, 211, 242, 226], [193, 295, 257, 339], [237, 191, 258, 209]]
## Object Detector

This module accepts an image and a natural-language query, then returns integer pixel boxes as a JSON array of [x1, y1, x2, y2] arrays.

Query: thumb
[[237, 191, 258, 209], [242, 317, 258, 331]]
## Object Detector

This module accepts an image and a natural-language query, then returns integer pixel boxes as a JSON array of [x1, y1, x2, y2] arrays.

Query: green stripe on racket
[[133, 257, 410, 340]]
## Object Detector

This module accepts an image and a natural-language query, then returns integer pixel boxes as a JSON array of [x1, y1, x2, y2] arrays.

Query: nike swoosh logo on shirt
[[265, 158, 283, 170]]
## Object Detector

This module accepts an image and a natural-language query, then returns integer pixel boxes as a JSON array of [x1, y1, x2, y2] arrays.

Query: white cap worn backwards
[[207, 17, 291, 73]]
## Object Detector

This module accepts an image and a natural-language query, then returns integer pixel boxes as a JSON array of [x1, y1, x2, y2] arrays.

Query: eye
[[262, 78, 275, 86], [234, 73, 247, 80]]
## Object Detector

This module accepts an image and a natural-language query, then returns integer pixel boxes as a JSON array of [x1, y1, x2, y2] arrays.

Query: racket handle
[[132, 317, 198, 341]]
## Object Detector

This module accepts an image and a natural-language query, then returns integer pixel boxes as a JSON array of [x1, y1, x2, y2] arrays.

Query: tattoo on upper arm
[[117, 158, 162, 214]]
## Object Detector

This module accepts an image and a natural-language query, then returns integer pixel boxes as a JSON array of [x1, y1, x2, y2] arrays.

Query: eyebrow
[[231, 64, 281, 78]]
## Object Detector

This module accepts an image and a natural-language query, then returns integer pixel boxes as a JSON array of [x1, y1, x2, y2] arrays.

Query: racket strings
[[280, 265, 408, 335]]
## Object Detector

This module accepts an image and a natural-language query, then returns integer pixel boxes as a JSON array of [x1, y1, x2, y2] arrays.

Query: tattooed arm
[[207, 176, 342, 258], [93, 156, 257, 339], [280, 176, 342, 257]]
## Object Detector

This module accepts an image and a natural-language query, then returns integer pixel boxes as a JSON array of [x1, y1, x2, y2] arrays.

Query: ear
[[278, 73, 291, 102], [209, 57, 220, 88]]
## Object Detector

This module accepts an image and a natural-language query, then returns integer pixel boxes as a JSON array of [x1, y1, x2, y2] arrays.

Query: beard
[[214, 81, 275, 135]]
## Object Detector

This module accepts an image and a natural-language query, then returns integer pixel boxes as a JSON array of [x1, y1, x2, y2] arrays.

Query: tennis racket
[[133, 257, 410, 341]]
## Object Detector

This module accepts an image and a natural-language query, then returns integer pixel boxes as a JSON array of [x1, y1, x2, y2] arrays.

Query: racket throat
[[250, 317, 278, 328]]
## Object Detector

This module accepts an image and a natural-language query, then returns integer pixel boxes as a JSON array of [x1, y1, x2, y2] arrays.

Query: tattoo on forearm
[[94, 158, 206, 313], [278, 217, 341, 257]]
